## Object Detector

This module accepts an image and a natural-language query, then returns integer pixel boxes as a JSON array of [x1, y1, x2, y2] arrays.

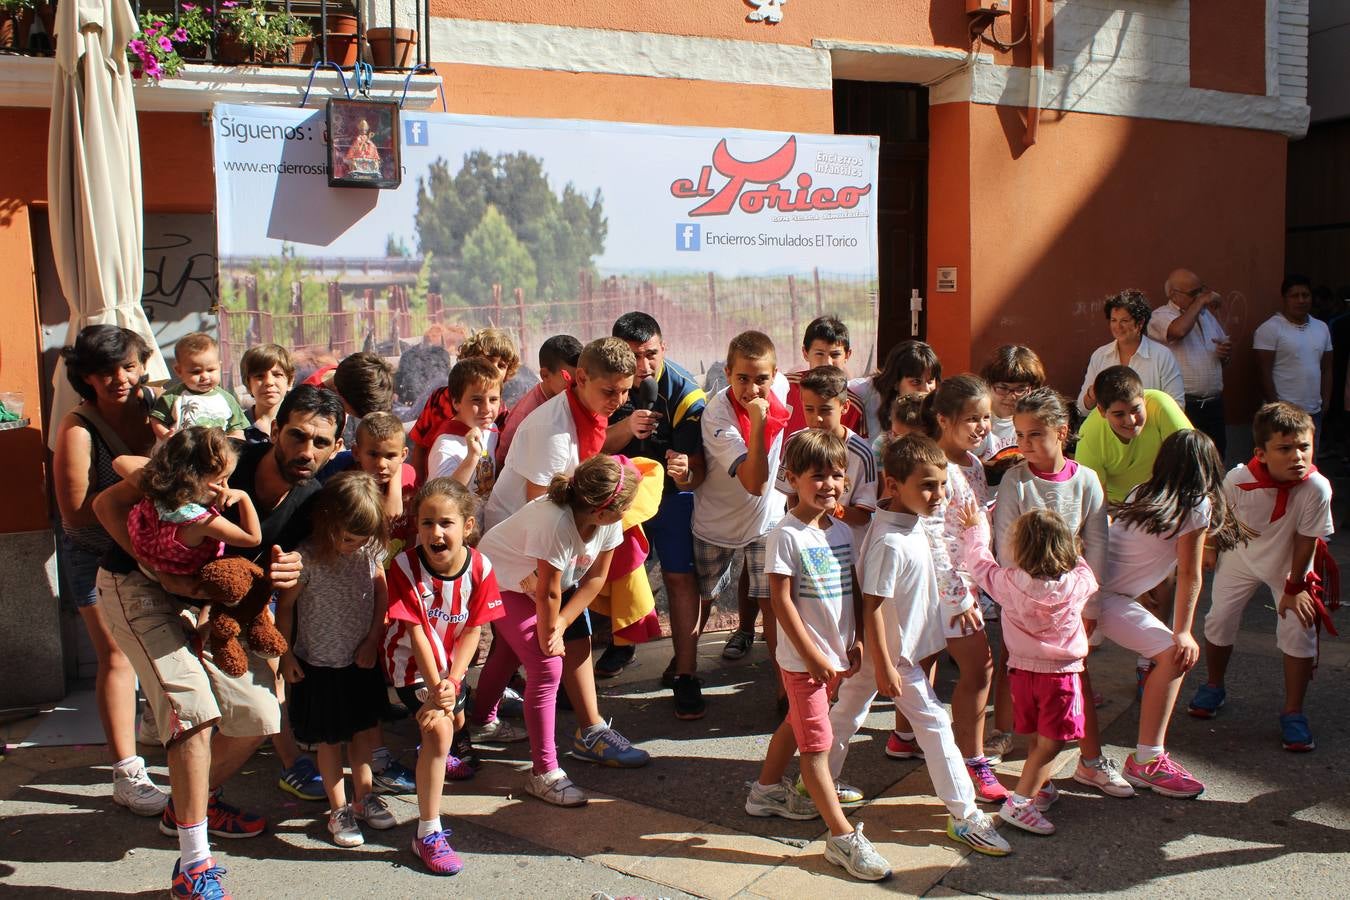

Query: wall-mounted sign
[[936, 266, 958, 292]]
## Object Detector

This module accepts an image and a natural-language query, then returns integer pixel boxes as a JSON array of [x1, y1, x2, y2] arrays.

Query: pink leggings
[[472, 589, 562, 774]]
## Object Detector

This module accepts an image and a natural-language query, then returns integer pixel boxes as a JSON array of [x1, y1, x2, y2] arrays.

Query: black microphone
[[635, 377, 659, 456]]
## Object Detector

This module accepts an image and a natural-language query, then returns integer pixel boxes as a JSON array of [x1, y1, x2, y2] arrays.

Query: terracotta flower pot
[[326, 13, 357, 35], [0, 13, 17, 51], [366, 26, 415, 67], [217, 32, 289, 65], [290, 35, 313, 64], [324, 31, 358, 66]]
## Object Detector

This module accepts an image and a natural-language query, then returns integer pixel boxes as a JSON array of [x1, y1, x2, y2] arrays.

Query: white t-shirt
[[477, 496, 623, 596], [775, 427, 877, 554], [692, 389, 787, 548], [1102, 495, 1211, 598], [861, 506, 945, 667], [483, 392, 577, 530], [977, 415, 1017, 462], [1220, 464, 1333, 585], [1252, 314, 1333, 414], [428, 426, 500, 498], [848, 377, 883, 443], [764, 514, 855, 671]]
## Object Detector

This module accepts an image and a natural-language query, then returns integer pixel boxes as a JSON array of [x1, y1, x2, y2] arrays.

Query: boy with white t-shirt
[[1190, 402, 1334, 752], [826, 434, 1011, 857], [427, 358, 503, 501], [693, 331, 792, 671], [775, 365, 877, 553], [1253, 275, 1333, 430]]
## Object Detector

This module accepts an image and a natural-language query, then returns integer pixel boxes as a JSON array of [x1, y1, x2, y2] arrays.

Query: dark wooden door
[[833, 81, 929, 366]]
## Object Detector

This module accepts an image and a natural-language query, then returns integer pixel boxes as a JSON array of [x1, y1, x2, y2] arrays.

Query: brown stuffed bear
[[197, 556, 289, 678]]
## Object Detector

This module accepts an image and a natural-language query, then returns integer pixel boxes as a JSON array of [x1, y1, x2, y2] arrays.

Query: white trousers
[[827, 657, 977, 821]]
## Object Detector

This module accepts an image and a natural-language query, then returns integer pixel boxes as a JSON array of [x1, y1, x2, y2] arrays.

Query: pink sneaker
[[966, 758, 1012, 803], [444, 755, 476, 781], [998, 797, 1055, 835], [1034, 781, 1059, 811], [411, 829, 463, 875], [885, 731, 924, 759], [1123, 751, 1204, 799]]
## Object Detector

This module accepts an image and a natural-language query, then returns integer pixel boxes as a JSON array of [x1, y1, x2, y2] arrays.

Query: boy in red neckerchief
[[693, 331, 792, 708], [1190, 402, 1335, 752]]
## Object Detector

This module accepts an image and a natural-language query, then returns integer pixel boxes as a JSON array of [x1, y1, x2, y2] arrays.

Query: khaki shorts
[[96, 568, 281, 745]]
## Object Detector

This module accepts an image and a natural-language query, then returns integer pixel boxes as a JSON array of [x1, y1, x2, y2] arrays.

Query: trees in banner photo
[[415, 150, 608, 306]]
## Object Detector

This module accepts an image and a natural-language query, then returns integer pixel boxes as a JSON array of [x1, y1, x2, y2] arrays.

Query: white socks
[[1136, 743, 1164, 762], [113, 756, 140, 776], [178, 819, 210, 867], [417, 817, 442, 839]]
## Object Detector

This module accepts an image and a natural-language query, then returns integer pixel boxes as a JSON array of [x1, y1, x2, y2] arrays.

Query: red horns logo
[[670, 137, 871, 217]]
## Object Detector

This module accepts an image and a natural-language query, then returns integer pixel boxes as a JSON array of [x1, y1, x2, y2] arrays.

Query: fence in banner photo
[[215, 263, 878, 391], [212, 103, 880, 396]]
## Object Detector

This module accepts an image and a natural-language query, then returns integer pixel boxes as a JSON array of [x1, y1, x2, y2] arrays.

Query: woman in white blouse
[[1078, 289, 1185, 415]]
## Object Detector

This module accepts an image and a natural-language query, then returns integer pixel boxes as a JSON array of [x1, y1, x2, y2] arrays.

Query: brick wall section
[[1191, 0, 1267, 94], [1277, 0, 1309, 102]]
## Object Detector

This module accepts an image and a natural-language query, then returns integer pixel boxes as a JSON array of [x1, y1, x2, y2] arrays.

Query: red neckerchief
[[565, 386, 607, 461], [727, 389, 790, 452], [1238, 455, 1315, 522]]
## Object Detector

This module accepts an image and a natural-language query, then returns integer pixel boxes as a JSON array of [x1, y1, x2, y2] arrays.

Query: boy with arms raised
[[746, 430, 890, 881], [693, 331, 791, 698], [1191, 402, 1334, 751], [1076, 365, 1192, 504], [825, 435, 1011, 856]]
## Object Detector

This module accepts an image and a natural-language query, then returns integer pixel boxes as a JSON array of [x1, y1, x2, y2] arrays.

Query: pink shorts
[[1009, 669, 1085, 742], [779, 669, 834, 753]]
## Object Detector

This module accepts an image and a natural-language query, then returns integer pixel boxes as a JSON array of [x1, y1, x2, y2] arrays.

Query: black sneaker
[[672, 675, 706, 720], [595, 644, 637, 679]]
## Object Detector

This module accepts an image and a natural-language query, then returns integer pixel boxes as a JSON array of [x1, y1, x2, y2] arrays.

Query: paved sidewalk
[[3, 612, 1348, 898]]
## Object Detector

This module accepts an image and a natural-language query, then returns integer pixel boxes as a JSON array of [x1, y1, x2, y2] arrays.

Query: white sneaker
[[1073, 755, 1135, 798], [525, 768, 588, 807], [744, 778, 819, 820], [328, 804, 364, 847], [946, 809, 1012, 856], [136, 702, 159, 746], [824, 823, 892, 881], [112, 757, 168, 816], [1034, 781, 1059, 811], [471, 717, 527, 743], [353, 794, 398, 830], [999, 797, 1055, 835]]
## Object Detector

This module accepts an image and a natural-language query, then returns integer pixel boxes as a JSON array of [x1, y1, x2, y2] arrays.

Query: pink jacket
[[960, 524, 1096, 673]]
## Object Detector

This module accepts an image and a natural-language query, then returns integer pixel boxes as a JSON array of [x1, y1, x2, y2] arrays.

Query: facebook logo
[[404, 120, 428, 146], [675, 223, 701, 251]]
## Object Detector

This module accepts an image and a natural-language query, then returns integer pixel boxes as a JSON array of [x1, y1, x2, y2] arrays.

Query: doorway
[[833, 80, 929, 360]]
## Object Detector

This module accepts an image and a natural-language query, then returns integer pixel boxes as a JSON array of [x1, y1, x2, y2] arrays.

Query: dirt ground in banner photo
[[4, 465, 1350, 897]]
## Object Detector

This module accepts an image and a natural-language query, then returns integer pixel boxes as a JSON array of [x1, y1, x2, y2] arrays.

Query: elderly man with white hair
[[1147, 268, 1233, 459]]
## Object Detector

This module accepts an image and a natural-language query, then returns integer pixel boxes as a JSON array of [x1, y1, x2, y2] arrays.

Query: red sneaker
[[884, 731, 924, 759]]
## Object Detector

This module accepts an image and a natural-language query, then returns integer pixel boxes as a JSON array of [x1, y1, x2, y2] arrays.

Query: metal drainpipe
[[1025, 0, 1045, 147]]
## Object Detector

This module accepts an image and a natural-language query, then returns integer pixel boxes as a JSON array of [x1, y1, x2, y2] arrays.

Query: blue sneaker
[[278, 756, 326, 801], [171, 856, 230, 899], [1187, 683, 1226, 719], [1280, 712, 1315, 752], [373, 757, 417, 794], [572, 720, 650, 768]]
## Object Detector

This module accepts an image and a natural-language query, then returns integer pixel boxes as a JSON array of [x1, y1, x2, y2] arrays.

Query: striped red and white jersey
[[384, 546, 503, 687]]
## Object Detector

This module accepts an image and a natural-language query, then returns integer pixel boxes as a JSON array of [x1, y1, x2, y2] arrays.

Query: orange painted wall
[[930, 101, 1286, 423], [0, 109, 214, 532], [432, 0, 971, 49], [1190, 0, 1268, 95], [435, 63, 834, 131]]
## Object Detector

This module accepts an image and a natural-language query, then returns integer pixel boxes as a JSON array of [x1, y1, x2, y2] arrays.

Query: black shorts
[[396, 681, 470, 716]]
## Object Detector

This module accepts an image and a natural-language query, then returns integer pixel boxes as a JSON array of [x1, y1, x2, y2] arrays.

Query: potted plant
[[0, 0, 36, 52], [127, 12, 190, 81], [322, 10, 358, 65], [218, 0, 310, 65], [172, 3, 216, 59], [366, 25, 416, 67]]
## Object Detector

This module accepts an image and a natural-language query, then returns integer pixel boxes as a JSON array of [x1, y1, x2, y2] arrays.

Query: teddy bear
[[197, 556, 289, 678]]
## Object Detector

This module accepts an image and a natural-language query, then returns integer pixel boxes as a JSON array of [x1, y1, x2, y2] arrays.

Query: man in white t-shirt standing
[[1253, 274, 1333, 449], [1148, 267, 1232, 459]]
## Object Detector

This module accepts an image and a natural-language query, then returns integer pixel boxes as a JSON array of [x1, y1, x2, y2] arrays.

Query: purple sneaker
[[445, 755, 476, 781], [412, 829, 463, 875]]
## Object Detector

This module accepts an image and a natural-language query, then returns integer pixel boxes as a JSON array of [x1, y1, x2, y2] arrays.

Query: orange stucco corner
[[0, 202, 50, 532]]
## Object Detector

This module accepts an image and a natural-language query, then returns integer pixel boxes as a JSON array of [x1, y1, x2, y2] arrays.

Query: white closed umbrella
[[47, 0, 168, 448]]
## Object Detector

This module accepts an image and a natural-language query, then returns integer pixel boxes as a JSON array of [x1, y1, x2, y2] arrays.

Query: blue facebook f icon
[[404, 119, 428, 146], [675, 223, 700, 251]]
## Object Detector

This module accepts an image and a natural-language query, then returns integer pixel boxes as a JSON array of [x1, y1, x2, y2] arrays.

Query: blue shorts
[[59, 531, 103, 609], [644, 491, 695, 575]]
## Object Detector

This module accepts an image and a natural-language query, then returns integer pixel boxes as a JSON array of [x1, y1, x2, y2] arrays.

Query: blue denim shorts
[[644, 491, 696, 575], [59, 532, 104, 609]]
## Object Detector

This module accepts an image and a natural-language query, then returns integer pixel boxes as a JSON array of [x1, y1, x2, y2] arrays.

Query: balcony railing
[[0, 0, 432, 73]]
